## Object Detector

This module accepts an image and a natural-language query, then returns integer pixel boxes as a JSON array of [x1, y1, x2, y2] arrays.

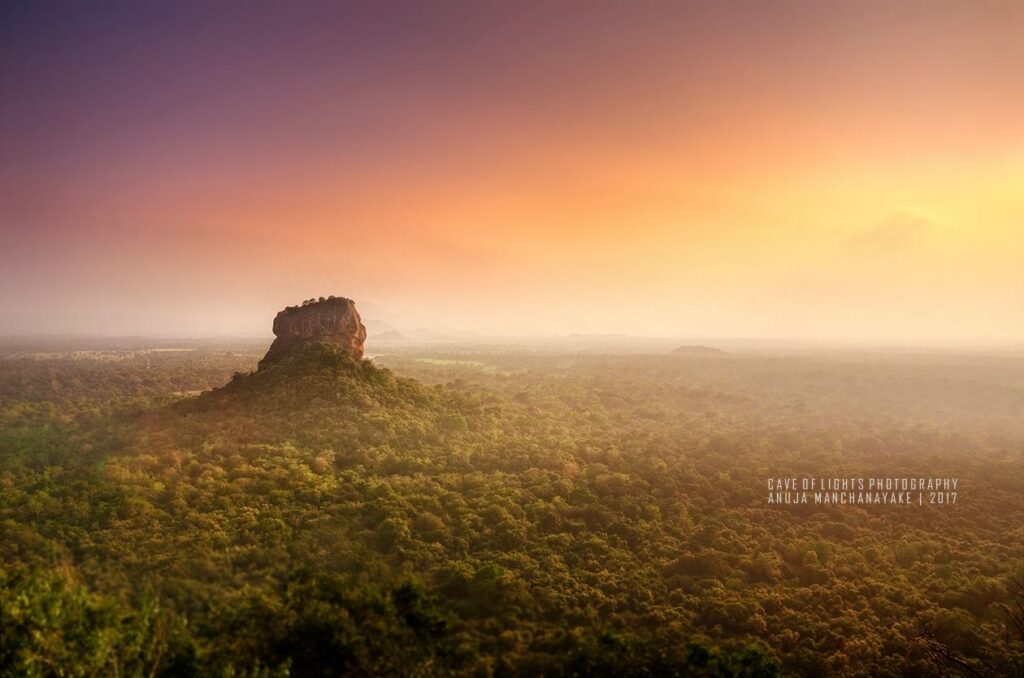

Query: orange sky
[[1, 2, 1022, 343]]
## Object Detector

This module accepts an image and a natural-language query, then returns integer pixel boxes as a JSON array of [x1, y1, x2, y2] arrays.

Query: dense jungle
[[1, 339, 1022, 676]]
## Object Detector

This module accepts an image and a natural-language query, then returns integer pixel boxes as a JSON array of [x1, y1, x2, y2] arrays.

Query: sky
[[1, 1, 1022, 344]]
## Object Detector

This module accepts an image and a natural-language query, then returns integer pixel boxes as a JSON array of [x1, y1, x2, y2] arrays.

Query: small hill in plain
[[670, 344, 728, 357]]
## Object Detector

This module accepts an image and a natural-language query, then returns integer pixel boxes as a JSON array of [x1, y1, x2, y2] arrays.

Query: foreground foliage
[[1, 342, 1022, 676]]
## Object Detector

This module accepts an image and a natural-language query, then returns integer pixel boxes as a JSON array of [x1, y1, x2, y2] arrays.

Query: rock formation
[[258, 296, 367, 369]]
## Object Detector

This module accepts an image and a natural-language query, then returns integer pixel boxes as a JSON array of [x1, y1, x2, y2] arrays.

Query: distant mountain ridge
[[670, 344, 728, 357]]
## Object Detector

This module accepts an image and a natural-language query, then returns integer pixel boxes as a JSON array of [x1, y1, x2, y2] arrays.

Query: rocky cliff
[[258, 297, 367, 369]]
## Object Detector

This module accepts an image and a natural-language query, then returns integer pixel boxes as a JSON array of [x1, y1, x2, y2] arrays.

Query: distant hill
[[371, 329, 410, 342], [670, 344, 728, 356]]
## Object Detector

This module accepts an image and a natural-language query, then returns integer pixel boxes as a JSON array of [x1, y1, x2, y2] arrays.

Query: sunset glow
[[2, 2, 1021, 342]]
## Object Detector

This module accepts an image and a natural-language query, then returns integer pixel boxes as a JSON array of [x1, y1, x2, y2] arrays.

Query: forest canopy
[[1, 341, 1022, 676]]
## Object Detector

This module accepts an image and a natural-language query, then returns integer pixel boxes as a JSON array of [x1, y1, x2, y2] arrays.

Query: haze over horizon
[[2, 2, 1022, 344]]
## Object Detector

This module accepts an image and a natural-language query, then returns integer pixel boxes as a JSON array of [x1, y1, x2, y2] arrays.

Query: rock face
[[258, 297, 367, 369]]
